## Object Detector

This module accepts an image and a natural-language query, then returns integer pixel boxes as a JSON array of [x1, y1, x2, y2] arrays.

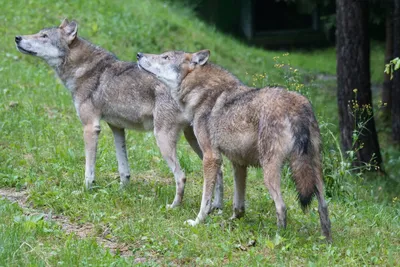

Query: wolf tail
[[289, 108, 332, 240], [289, 106, 323, 210]]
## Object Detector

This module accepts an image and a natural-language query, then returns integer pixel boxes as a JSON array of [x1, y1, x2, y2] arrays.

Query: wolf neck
[[179, 63, 244, 117], [56, 37, 115, 93]]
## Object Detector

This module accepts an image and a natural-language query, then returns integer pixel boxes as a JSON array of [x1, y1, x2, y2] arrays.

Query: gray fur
[[138, 49, 332, 241], [15, 20, 224, 209]]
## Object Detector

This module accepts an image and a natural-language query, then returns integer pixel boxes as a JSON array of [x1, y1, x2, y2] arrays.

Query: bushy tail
[[289, 105, 332, 240], [290, 153, 318, 210], [289, 116, 322, 210]]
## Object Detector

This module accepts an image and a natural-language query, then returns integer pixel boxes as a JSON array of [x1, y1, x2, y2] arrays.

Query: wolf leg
[[315, 181, 332, 242], [312, 145, 332, 242], [262, 159, 286, 228], [185, 152, 221, 226], [230, 164, 247, 220], [183, 127, 224, 211], [212, 169, 224, 212], [311, 152, 332, 242], [83, 122, 101, 189], [154, 126, 186, 209], [109, 124, 130, 187], [183, 126, 202, 158]]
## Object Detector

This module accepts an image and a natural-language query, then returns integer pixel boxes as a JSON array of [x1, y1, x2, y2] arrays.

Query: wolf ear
[[59, 18, 69, 29], [191, 50, 210, 66], [60, 19, 78, 43]]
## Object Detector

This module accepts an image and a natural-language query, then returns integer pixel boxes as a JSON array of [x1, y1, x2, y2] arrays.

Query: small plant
[[272, 53, 310, 98], [348, 89, 378, 168], [247, 53, 309, 99]]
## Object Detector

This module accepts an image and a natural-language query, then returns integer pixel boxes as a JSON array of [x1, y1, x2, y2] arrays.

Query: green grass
[[1, 0, 399, 265], [0, 199, 129, 266], [287, 41, 385, 84]]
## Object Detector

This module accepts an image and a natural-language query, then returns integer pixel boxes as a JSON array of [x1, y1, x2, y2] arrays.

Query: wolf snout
[[137, 52, 143, 60], [15, 36, 22, 44]]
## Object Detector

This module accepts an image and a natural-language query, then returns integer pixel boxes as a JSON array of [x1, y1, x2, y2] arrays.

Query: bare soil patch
[[0, 188, 133, 257]]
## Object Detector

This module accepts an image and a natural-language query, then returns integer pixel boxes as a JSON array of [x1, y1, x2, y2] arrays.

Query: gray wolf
[[14, 19, 223, 209], [137, 49, 332, 241]]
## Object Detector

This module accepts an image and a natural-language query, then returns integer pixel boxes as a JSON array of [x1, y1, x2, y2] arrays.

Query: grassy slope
[[0, 0, 399, 265]]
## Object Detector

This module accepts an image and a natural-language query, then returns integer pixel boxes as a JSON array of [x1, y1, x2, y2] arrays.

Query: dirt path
[[0, 188, 134, 257]]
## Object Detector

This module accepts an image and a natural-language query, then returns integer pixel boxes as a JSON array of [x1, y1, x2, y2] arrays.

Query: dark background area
[[179, 0, 387, 49]]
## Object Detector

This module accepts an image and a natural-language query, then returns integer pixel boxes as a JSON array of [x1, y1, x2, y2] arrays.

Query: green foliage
[[0, 0, 398, 265], [384, 57, 400, 79]]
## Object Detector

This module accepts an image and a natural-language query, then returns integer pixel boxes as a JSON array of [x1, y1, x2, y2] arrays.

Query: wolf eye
[[162, 55, 169, 60]]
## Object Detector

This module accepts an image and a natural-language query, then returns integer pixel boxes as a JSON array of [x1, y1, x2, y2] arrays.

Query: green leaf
[[13, 215, 23, 222], [266, 240, 275, 250], [92, 22, 98, 33], [384, 64, 390, 75], [29, 214, 45, 223], [395, 59, 400, 71]]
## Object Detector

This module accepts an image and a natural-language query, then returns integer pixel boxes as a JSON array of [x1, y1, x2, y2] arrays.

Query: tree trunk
[[382, 7, 393, 120], [392, 0, 400, 142], [336, 0, 383, 169]]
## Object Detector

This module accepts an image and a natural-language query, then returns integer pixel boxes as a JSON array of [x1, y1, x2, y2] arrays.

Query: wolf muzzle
[[15, 36, 22, 44]]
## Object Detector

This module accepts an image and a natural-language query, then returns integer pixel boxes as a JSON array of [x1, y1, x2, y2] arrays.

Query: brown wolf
[[137, 50, 332, 241], [14, 20, 224, 210]]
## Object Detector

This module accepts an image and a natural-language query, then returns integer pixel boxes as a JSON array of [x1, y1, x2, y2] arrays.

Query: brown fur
[[138, 50, 332, 241], [15, 20, 224, 210]]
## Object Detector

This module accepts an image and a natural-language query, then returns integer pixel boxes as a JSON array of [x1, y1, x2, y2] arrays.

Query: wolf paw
[[229, 215, 238, 220], [184, 219, 198, 226], [119, 176, 130, 189], [85, 179, 95, 190], [211, 202, 223, 212], [211, 207, 223, 215], [166, 202, 179, 209], [229, 213, 244, 221]]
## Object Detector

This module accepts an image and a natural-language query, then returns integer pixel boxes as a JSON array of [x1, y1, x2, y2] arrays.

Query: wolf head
[[137, 50, 210, 91], [15, 19, 78, 67]]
